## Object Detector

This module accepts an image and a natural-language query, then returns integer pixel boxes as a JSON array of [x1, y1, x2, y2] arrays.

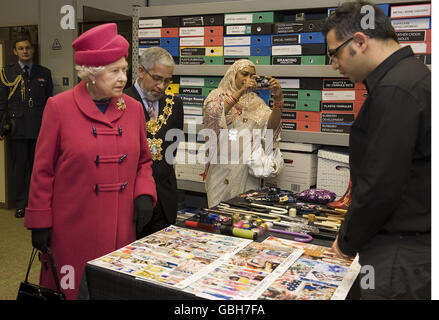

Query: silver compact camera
[[256, 76, 270, 88]]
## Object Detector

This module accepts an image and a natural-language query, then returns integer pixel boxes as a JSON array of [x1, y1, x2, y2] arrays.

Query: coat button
[[224, 179, 229, 184]]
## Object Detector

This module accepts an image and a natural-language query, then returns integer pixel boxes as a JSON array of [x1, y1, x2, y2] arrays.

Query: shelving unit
[[133, 0, 429, 193]]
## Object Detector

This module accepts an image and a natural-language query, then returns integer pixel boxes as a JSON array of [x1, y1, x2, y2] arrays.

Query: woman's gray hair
[[139, 47, 175, 71], [75, 65, 105, 81]]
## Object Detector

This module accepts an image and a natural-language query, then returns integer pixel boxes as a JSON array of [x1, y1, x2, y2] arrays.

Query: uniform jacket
[[124, 85, 184, 224], [24, 81, 157, 299], [0, 62, 53, 139]]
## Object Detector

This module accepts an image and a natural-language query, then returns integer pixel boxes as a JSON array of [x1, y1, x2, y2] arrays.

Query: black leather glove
[[31, 229, 51, 253], [133, 195, 154, 234]]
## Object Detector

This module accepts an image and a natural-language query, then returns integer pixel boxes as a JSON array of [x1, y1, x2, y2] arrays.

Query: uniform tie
[[147, 100, 157, 120], [23, 65, 29, 78]]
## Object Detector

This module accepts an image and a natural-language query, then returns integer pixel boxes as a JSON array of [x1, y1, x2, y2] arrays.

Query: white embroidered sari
[[203, 59, 281, 208]]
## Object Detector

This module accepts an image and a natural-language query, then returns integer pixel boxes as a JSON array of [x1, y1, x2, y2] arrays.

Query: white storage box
[[317, 148, 350, 199], [174, 141, 206, 182], [265, 150, 317, 192]]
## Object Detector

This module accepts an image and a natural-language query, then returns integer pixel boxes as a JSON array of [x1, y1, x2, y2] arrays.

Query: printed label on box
[[224, 46, 251, 56], [322, 90, 356, 101], [138, 28, 161, 38], [320, 123, 352, 134], [272, 45, 302, 56], [181, 96, 205, 106], [397, 30, 430, 42], [391, 18, 431, 30], [180, 37, 205, 46], [272, 56, 301, 65], [390, 3, 431, 19], [224, 36, 251, 46], [225, 13, 253, 24], [321, 113, 355, 123], [139, 19, 162, 28], [282, 121, 297, 130], [226, 25, 251, 35], [279, 79, 300, 89], [271, 34, 300, 45], [180, 77, 205, 87], [179, 27, 205, 37], [323, 79, 355, 89], [180, 87, 203, 95]]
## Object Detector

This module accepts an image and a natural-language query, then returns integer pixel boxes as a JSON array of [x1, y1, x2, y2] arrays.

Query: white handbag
[[247, 141, 284, 178]]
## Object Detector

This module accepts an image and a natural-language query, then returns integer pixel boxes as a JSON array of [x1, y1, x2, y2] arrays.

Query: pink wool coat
[[24, 81, 157, 300]]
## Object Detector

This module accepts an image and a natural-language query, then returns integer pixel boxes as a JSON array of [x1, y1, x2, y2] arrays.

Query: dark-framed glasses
[[327, 37, 354, 63], [143, 67, 173, 85]]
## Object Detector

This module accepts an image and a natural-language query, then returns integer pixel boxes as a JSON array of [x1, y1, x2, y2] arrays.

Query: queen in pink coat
[[24, 24, 157, 300]]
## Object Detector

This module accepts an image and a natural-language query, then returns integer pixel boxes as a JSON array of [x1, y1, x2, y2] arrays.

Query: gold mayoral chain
[[146, 93, 174, 161]]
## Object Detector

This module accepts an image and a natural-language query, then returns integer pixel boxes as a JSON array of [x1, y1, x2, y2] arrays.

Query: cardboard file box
[[180, 14, 224, 27], [273, 19, 324, 34], [322, 90, 368, 101], [265, 149, 318, 193], [224, 56, 271, 65], [282, 89, 322, 101], [401, 42, 431, 54], [180, 76, 222, 88], [317, 148, 350, 198], [297, 121, 320, 132], [179, 36, 223, 47], [271, 32, 326, 45], [175, 142, 206, 182], [278, 78, 323, 90], [224, 12, 280, 24], [180, 46, 223, 56], [139, 16, 180, 28]]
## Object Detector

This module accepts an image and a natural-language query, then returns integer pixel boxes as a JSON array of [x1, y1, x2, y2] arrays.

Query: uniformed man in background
[[0, 35, 53, 218]]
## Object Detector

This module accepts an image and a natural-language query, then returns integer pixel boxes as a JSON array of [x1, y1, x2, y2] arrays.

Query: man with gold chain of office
[[0, 35, 53, 218], [125, 47, 184, 238]]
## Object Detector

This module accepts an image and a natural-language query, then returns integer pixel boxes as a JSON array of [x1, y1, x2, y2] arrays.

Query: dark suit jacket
[[0, 63, 53, 139], [124, 85, 184, 224]]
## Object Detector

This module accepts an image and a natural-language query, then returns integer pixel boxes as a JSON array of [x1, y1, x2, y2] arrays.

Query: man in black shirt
[[322, 1, 430, 299], [0, 36, 53, 218]]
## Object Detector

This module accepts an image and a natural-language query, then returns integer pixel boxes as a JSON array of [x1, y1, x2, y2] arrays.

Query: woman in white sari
[[203, 59, 283, 208]]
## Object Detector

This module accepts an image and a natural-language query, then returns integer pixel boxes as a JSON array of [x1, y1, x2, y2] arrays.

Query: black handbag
[[17, 248, 66, 301]]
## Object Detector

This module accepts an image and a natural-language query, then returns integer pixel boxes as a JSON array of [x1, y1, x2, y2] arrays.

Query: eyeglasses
[[143, 67, 173, 85], [327, 37, 354, 64]]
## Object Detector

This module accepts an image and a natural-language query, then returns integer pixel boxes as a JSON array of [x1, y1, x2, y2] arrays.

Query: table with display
[[77, 192, 360, 300]]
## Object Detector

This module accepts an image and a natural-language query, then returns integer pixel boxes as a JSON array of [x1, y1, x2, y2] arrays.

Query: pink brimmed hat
[[72, 23, 129, 67]]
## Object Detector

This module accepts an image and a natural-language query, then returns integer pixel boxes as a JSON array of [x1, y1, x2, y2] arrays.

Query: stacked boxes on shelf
[[178, 76, 222, 124], [320, 78, 367, 134], [276, 77, 323, 132], [390, 3, 431, 64], [138, 16, 180, 63], [179, 14, 225, 65], [223, 11, 281, 65], [271, 19, 327, 66]]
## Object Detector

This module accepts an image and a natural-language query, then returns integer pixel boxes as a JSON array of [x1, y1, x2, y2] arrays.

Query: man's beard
[[143, 89, 163, 102]]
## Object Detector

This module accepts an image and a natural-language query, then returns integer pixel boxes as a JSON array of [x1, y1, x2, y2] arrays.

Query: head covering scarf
[[204, 59, 271, 128]]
